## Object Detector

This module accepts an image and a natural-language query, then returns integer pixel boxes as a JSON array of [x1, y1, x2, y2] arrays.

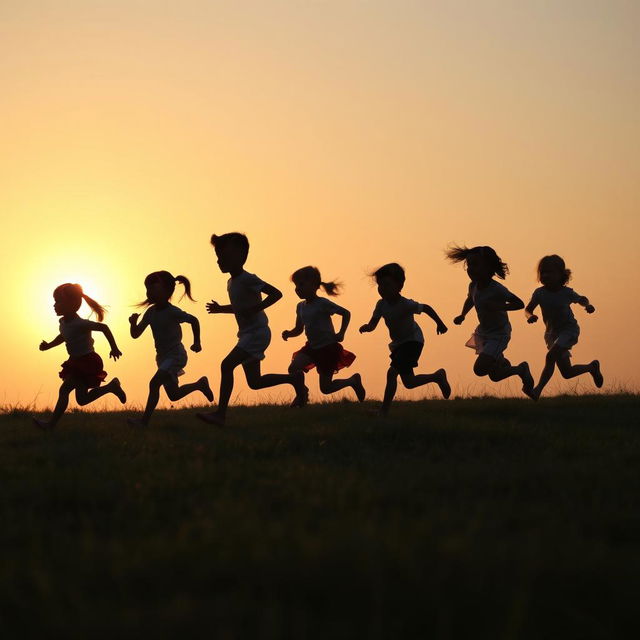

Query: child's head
[[446, 245, 508, 281], [537, 254, 571, 288], [139, 271, 194, 307], [210, 232, 249, 273], [291, 266, 341, 300], [53, 283, 106, 321], [372, 263, 405, 300]]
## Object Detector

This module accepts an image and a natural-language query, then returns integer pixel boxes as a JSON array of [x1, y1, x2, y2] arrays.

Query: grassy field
[[1, 395, 639, 639]]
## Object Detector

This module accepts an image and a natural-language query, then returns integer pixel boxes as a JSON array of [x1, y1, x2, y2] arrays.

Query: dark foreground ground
[[1, 395, 639, 639]]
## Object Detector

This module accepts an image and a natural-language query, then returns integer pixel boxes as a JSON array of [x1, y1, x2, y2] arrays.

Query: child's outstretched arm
[[282, 313, 304, 341], [129, 312, 150, 339], [39, 334, 64, 351], [185, 314, 202, 352], [525, 296, 539, 323], [333, 305, 351, 342], [206, 300, 234, 314], [504, 292, 525, 312], [575, 294, 595, 313], [89, 321, 122, 360], [453, 294, 474, 325], [359, 312, 380, 334], [421, 304, 448, 334]]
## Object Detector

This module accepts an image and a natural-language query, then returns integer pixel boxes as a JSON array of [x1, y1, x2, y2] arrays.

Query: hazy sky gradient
[[1, 1, 638, 409]]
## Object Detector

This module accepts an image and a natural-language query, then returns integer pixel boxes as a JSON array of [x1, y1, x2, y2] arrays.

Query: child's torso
[[227, 270, 268, 332], [377, 296, 424, 348], [148, 304, 187, 355], [298, 298, 339, 349], [60, 316, 95, 357], [535, 286, 579, 332], [471, 280, 511, 333]]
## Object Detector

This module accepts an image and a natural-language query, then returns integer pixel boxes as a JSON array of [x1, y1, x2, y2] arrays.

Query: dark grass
[[1, 395, 639, 639]]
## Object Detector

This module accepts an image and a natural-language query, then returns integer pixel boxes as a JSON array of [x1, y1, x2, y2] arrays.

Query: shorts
[[59, 352, 107, 388], [156, 345, 188, 380], [389, 341, 424, 375], [292, 342, 356, 376], [544, 327, 579, 352], [236, 326, 271, 362]]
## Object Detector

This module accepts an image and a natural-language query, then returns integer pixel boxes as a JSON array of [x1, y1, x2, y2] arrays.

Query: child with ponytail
[[128, 271, 213, 426], [283, 266, 365, 402], [34, 283, 126, 429]]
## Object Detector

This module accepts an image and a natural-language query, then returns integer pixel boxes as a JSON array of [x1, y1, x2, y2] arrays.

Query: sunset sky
[[1, 1, 638, 410]]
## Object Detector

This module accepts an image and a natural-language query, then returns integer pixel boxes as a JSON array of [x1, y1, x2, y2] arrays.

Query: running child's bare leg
[[197, 348, 247, 425], [33, 378, 76, 429], [243, 359, 308, 406], [128, 371, 165, 426], [533, 350, 557, 399], [380, 367, 399, 415], [164, 376, 214, 403], [556, 351, 603, 388], [318, 372, 366, 401], [76, 378, 126, 406], [400, 369, 451, 399]]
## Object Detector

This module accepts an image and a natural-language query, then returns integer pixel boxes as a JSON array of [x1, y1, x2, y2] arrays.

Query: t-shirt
[[60, 316, 95, 357], [138, 304, 192, 357], [372, 296, 424, 349], [227, 270, 269, 333], [470, 280, 512, 334], [530, 286, 582, 334], [297, 297, 343, 349]]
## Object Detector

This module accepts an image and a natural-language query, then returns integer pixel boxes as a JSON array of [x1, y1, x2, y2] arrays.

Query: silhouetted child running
[[446, 245, 534, 397], [359, 263, 450, 415], [283, 266, 366, 402], [525, 254, 603, 399], [128, 271, 213, 427], [197, 233, 307, 426], [33, 283, 126, 429]]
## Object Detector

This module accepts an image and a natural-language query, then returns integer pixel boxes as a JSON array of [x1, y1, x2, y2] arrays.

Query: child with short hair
[[359, 263, 450, 415], [525, 254, 603, 398], [197, 232, 307, 426]]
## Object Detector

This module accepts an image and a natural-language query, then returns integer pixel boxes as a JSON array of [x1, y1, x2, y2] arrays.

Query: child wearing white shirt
[[360, 263, 450, 415], [525, 255, 603, 399]]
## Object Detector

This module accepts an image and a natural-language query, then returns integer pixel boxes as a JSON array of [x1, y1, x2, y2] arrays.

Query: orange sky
[[1, 1, 638, 410]]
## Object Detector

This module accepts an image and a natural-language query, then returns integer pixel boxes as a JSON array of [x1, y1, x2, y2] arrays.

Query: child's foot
[[519, 362, 535, 398], [127, 417, 147, 428], [591, 360, 604, 388], [198, 376, 214, 402], [435, 368, 451, 399], [531, 386, 542, 402], [110, 378, 127, 404], [32, 417, 54, 430], [196, 411, 226, 426], [352, 373, 366, 402], [291, 384, 309, 408]]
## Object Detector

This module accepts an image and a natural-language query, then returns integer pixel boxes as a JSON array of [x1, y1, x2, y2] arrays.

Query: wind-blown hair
[[54, 283, 106, 322], [446, 245, 509, 280], [537, 254, 571, 285], [371, 263, 406, 287], [210, 232, 250, 262], [291, 266, 341, 296], [138, 271, 195, 307]]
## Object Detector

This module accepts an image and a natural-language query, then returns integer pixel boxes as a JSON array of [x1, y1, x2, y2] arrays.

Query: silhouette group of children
[[33, 233, 603, 429]]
